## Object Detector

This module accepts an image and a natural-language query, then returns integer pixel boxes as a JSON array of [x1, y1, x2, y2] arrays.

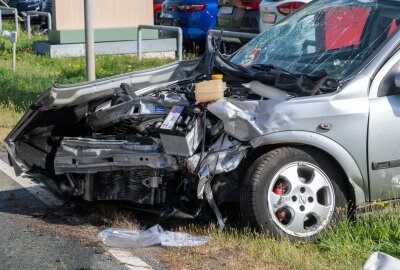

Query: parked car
[[160, 0, 218, 47], [216, 0, 261, 33], [214, 0, 262, 53], [4, 0, 53, 15], [42, 0, 52, 13], [6, 0, 400, 241], [8, 0, 44, 16], [4, 0, 53, 29], [154, 0, 165, 25], [259, 0, 309, 32]]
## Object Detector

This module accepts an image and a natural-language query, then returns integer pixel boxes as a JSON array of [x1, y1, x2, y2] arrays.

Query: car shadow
[[0, 187, 47, 216], [0, 183, 162, 230]]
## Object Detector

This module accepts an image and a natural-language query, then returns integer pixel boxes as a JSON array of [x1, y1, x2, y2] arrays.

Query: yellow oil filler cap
[[212, 74, 223, 80]]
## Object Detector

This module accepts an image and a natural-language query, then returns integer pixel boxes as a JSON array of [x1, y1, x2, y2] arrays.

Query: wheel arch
[[249, 131, 367, 207]]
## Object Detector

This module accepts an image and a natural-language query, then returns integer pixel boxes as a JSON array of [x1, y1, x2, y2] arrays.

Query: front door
[[369, 51, 400, 201]]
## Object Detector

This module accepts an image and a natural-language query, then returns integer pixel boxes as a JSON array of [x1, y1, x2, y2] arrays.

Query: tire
[[240, 147, 348, 241]]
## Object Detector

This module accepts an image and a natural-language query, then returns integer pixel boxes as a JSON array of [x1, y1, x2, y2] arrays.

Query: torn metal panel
[[187, 133, 247, 175], [43, 60, 199, 108], [208, 98, 284, 141], [204, 181, 225, 229], [196, 166, 226, 229]]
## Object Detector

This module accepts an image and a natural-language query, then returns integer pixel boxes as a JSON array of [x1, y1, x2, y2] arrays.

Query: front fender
[[250, 131, 367, 206]]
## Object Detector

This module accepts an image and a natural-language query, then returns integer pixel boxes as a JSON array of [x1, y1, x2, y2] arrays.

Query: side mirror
[[395, 74, 400, 88]]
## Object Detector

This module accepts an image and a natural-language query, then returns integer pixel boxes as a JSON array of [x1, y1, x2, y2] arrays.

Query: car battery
[[159, 105, 203, 157]]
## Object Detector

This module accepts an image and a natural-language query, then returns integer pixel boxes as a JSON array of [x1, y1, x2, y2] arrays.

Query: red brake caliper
[[273, 182, 286, 222]]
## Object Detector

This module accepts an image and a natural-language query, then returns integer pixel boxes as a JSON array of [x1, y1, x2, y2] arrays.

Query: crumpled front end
[[4, 57, 260, 226], [4, 42, 334, 227]]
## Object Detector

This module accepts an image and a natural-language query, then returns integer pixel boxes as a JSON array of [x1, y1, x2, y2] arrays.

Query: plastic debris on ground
[[98, 224, 209, 248], [363, 252, 400, 270]]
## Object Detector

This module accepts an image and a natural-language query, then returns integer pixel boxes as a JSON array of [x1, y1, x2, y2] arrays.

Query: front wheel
[[240, 147, 348, 240]]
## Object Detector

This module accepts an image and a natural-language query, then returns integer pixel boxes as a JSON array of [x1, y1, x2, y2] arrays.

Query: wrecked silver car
[[5, 0, 400, 240]]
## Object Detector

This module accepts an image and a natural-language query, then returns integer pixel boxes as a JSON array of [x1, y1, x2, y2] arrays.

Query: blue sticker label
[[154, 105, 165, 113]]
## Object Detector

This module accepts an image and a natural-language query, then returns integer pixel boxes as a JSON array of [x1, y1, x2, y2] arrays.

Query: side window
[[378, 59, 400, 97], [292, 14, 317, 54]]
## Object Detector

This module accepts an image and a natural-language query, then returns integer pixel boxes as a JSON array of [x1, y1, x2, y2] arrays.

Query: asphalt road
[[0, 150, 166, 270], [0, 168, 129, 270]]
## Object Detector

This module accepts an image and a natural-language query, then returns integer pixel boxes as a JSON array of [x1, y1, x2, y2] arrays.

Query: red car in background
[[316, 6, 397, 51], [154, 0, 165, 24]]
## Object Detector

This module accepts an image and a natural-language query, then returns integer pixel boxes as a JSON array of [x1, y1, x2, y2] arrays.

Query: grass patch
[[162, 207, 400, 270], [84, 203, 400, 269], [0, 103, 23, 145], [0, 54, 173, 110], [83, 202, 140, 230], [76, 202, 400, 269]]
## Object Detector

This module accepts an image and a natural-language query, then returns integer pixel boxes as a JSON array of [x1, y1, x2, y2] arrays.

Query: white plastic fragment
[[98, 225, 208, 248], [98, 225, 162, 248], [160, 231, 209, 247], [363, 252, 400, 270]]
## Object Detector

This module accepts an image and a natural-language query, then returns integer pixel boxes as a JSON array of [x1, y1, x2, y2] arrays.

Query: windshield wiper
[[230, 61, 253, 74], [251, 64, 293, 75], [251, 64, 330, 96]]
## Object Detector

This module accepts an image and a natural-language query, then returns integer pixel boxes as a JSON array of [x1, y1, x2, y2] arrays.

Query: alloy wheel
[[267, 162, 335, 237]]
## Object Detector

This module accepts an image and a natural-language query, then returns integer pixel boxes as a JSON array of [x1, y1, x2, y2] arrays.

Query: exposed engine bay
[[51, 78, 254, 226], [5, 36, 334, 228]]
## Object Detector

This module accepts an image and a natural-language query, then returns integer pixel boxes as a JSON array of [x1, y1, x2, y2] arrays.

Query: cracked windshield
[[231, 0, 400, 82]]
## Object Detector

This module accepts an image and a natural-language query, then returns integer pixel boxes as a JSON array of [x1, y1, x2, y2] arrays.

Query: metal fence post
[[0, 30, 18, 72], [138, 27, 142, 61], [84, 0, 96, 81], [13, 8, 17, 33], [26, 11, 52, 40], [177, 27, 182, 61], [47, 12, 52, 30], [27, 14, 31, 40], [11, 31, 16, 72], [0, 12, 2, 32]]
